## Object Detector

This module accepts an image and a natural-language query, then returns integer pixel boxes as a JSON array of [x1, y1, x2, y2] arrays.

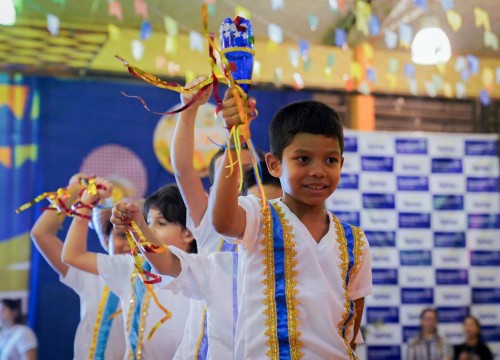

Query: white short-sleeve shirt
[[60, 267, 125, 360], [0, 325, 37, 360], [233, 195, 373, 360], [187, 210, 235, 255], [159, 246, 237, 360], [172, 298, 204, 360], [97, 254, 190, 360]]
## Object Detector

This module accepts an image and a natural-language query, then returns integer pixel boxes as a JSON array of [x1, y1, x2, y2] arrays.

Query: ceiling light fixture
[[0, 0, 16, 26], [411, 15, 451, 65]]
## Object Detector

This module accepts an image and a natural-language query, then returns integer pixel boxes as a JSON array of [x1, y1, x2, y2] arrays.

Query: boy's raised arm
[[208, 90, 252, 238], [110, 202, 182, 277], [30, 174, 83, 277], [171, 77, 212, 227], [61, 177, 112, 275]]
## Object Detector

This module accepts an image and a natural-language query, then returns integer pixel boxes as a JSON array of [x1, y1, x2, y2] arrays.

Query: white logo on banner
[[432, 212, 467, 231], [471, 305, 500, 325], [395, 155, 431, 175], [465, 193, 500, 213], [464, 157, 500, 177], [469, 268, 500, 287], [371, 248, 399, 268], [360, 173, 396, 192], [326, 190, 361, 211], [359, 133, 396, 155], [430, 175, 466, 194], [396, 229, 433, 249], [365, 324, 402, 344], [366, 286, 400, 306], [341, 153, 361, 173], [399, 267, 435, 286], [361, 210, 397, 230], [433, 249, 469, 268], [435, 286, 471, 306], [428, 136, 464, 157], [396, 193, 432, 212], [467, 230, 500, 250]]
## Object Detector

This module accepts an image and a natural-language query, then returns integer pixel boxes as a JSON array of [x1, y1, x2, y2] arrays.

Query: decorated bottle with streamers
[[220, 16, 254, 94]]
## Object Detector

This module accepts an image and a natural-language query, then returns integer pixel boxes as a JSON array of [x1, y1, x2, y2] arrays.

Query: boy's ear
[[181, 228, 195, 244], [265, 153, 282, 178]]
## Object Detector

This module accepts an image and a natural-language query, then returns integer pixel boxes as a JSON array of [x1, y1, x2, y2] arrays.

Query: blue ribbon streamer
[[94, 289, 120, 359]]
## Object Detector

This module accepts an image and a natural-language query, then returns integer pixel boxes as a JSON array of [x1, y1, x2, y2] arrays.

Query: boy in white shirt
[[209, 92, 373, 359], [30, 174, 125, 360], [62, 180, 192, 360]]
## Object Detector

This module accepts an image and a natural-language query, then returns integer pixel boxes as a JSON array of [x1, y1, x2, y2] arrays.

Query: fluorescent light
[[0, 0, 16, 26], [411, 27, 451, 65]]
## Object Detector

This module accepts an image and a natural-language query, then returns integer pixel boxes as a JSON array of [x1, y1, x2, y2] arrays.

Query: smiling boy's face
[[266, 133, 343, 211]]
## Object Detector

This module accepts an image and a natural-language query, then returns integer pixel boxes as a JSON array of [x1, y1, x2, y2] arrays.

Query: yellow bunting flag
[[165, 35, 178, 54], [484, 32, 499, 51], [386, 73, 397, 89], [443, 83, 453, 98], [164, 16, 178, 37], [482, 67, 494, 88], [436, 62, 447, 75], [474, 7, 490, 32], [235, 5, 251, 20], [350, 62, 362, 81], [356, 0, 371, 35], [108, 24, 121, 40], [266, 39, 278, 52], [446, 10, 462, 32], [362, 42, 374, 60], [14, 144, 38, 168], [185, 70, 196, 84]]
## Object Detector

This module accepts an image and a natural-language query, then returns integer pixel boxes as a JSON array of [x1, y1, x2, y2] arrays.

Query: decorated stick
[[219, 16, 266, 202]]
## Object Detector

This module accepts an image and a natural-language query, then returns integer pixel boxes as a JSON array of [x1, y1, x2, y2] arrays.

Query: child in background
[[0, 299, 37, 360], [242, 160, 282, 199], [209, 91, 373, 359], [109, 163, 283, 360], [407, 308, 452, 360], [62, 179, 192, 360], [30, 173, 125, 360], [453, 315, 493, 360]]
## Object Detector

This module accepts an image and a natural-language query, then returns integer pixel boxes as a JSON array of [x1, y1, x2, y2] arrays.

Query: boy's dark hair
[[143, 184, 197, 254], [269, 100, 344, 160], [242, 161, 281, 195], [208, 144, 266, 185], [1, 298, 25, 324]]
